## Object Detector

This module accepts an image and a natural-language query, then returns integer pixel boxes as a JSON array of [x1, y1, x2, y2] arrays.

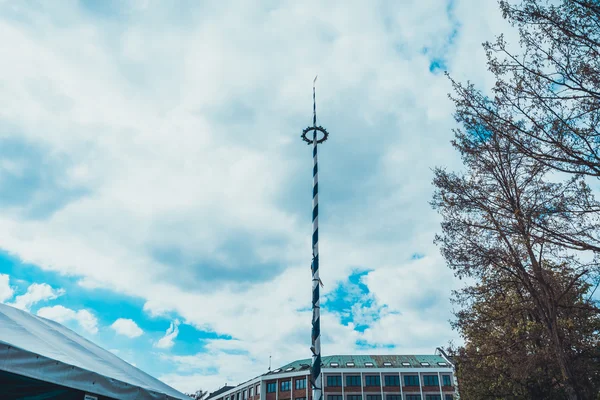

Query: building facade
[[210, 355, 456, 400]]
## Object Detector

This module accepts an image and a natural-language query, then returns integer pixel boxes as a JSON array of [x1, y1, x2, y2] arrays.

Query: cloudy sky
[[0, 0, 518, 394]]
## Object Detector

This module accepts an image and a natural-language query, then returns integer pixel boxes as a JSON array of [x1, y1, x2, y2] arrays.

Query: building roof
[[0, 303, 189, 400], [207, 386, 237, 400], [268, 355, 451, 374]]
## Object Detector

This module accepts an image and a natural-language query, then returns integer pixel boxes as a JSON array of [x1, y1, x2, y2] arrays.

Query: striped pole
[[311, 78, 322, 400], [301, 77, 328, 400]]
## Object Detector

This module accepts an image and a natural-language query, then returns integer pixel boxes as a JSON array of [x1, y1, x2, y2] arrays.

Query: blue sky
[[0, 0, 518, 394]]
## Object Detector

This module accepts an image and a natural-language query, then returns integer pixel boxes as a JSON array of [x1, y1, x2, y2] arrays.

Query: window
[[267, 383, 277, 393], [346, 376, 361, 386], [348, 396, 362, 400], [250, 387, 254, 397], [237, 393, 240, 400], [327, 376, 342, 387], [286, 367, 294, 372], [445, 396, 454, 400], [425, 396, 441, 400], [383, 362, 392, 367], [423, 375, 439, 386], [243, 390, 248, 400], [346, 362, 355, 367], [365, 375, 380, 386], [401, 362, 411, 367], [404, 375, 419, 387], [296, 398, 307, 400], [386, 396, 401, 400], [328, 397, 343, 400], [366, 396, 381, 400], [295, 378, 306, 390], [364, 362, 374, 367], [420, 362, 430, 367], [437, 362, 448, 367], [384, 375, 400, 386], [442, 375, 452, 387], [281, 381, 291, 391], [330, 362, 339, 367], [256, 386, 261, 395], [273, 369, 282, 373], [406, 396, 421, 400]]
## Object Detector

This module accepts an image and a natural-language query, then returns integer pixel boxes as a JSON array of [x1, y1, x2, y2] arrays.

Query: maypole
[[301, 76, 329, 400]]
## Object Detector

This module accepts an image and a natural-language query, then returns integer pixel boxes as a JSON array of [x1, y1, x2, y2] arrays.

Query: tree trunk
[[548, 310, 578, 400]]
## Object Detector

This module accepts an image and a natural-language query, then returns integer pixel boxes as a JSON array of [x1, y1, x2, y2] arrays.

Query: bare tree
[[452, 0, 600, 177], [432, 130, 600, 399], [432, 1, 600, 398]]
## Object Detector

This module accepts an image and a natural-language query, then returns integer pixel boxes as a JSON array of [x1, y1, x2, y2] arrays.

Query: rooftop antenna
[[268, 354, 272, 371], [301, 75, 328, 400]]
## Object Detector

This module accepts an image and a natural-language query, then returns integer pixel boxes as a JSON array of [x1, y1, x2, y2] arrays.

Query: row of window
[[327, 396, 453, 400], [267, 379, 307, 393], [226, 386, 261, 400], [242, 375, 454, 398], [326, 375, 452, 387]]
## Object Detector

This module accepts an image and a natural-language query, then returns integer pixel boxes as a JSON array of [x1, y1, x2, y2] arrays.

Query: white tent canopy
[[0, 303, 190, 400]]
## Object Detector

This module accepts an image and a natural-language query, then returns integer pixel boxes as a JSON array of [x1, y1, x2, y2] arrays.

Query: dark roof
[[207, 386, 236, 400]]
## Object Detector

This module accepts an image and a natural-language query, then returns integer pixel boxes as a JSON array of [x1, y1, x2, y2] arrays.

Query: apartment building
[[208, 354, 456, 400]]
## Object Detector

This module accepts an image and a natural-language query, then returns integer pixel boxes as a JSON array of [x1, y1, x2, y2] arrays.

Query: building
[[210, 354, 456, 400], [206, 386, 237, 400], [0, 303, 189, 400]]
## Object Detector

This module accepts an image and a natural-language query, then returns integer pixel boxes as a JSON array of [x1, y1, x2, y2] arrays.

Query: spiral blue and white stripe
[[311, 80, 322, 400]]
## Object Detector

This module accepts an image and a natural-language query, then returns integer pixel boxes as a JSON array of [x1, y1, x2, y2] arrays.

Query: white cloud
[[111, 318, 144, 338], [0, 273, 14, 302], [154, 320, 180, 349], [0, 0, 522, 393], [160, 338, 280, 393], [10, 283, 64, 311], [357, 255, 460, 349], [37, 305, 99, 334]]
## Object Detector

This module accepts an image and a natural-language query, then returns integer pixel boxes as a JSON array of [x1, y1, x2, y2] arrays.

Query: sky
[[0, 0, 520, 394]]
